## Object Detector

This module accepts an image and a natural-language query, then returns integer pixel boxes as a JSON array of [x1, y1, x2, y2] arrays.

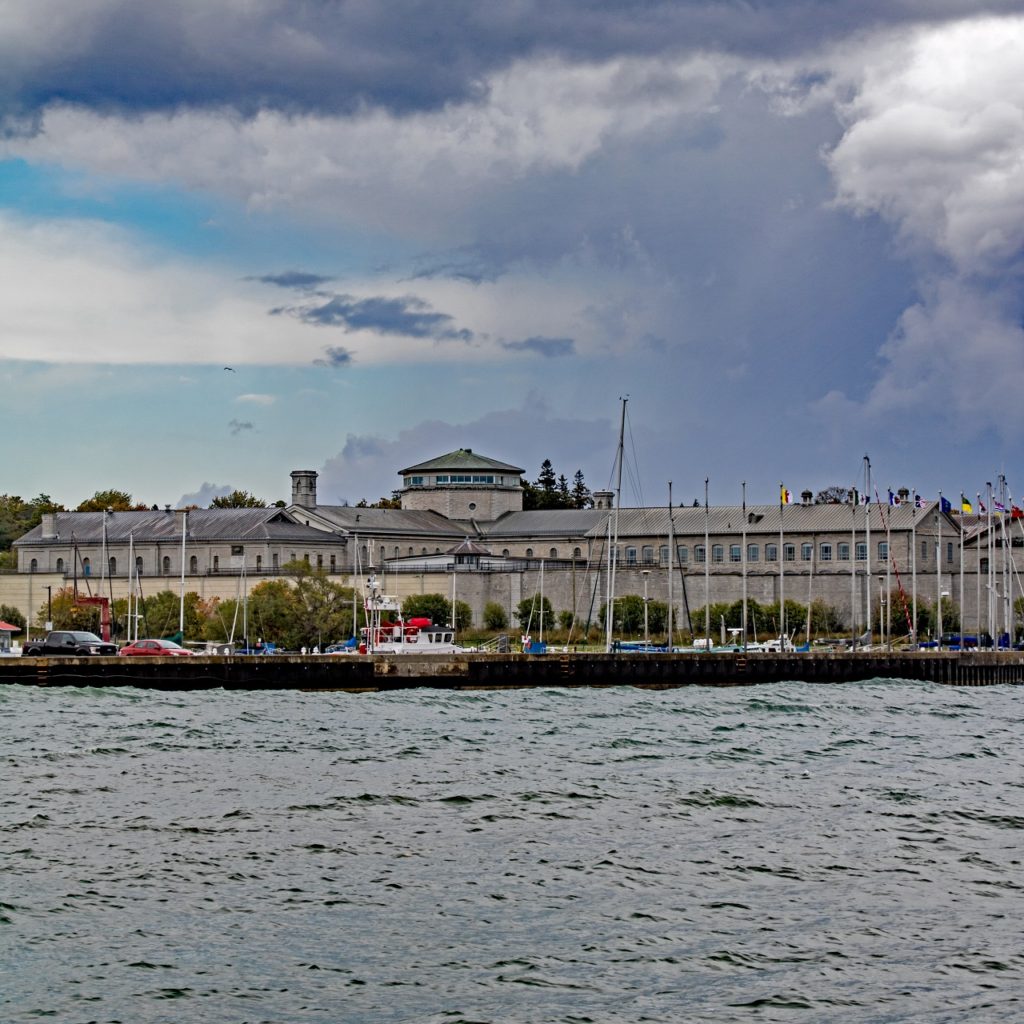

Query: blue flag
[[939, 496, 952, 513]]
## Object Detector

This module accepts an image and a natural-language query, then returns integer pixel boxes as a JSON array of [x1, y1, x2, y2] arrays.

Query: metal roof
[[304, 505, 470, 538], [480, 509, 610, 538], [398, 448, 525, 476], [14, 508, 345, 547]]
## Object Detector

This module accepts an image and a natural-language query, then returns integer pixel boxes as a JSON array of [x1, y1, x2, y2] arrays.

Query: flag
[[961, 495, 973, 514], [780, 486, 791, 505], [1012, 505, 1023, 520], [914, 495, 927, 508], [888, 490, 901, 506], [939, 496, 952, 513], [994, 501, 1005, 513], [849, 488, 859, 505], [979, 499, 987, 513]]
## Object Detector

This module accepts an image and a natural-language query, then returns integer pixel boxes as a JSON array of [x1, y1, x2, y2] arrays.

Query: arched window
[[525, 548, 533, 558], [729, 544, 741, 562], [422, 547, 428, 555], [82, 557, 91, 576], [257, 555, 264, 572], [213, 555, 219, 573], [162, 555, 171, 574], [189, 555, 198, 574], [134, 556, 143, 575], [56, 557, 64, 573], [747, 544, 759, 562], [408, 547, 413, 556], [857, 542, 868, 561], [801, 543, 813, 561], [819, 543, 832, 561], [678, 545, 689, 564], [765, 544, 777, 562], [712, 544, 724, 563], [394, 546, 399, 558], [838, 542, 850, 561], [109, 556, 117, 575], [29, 558, 37, 572], [502, 549, 510, 557], [694, 544, 705, 563], [659, 545, 668, 565], [642, 545, 654, 564], [625, 547, 637, 565], [783, 543, 795, 562], [878, 541, 888, 559], [549, 547, 557, 559], [573, 547, 581, 558]]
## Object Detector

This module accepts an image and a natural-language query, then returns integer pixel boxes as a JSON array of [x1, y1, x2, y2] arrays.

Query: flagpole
[[704, 477, 710, 649], [179, 509, 187, 636], [1001, 474, 1010, 640], [911, 490, 918, 646], [667, 481, 673, 650], [977, 491, 983, 646], [865, 455, 872, 640], [959, 494, 965, 650], [886, 492, 892, 652], [741, 481, 748, 651], [987, 481, 994, 641], [779, 483, 785, 646], [851, 495, 857, 650], [936, 492, 943, 648]]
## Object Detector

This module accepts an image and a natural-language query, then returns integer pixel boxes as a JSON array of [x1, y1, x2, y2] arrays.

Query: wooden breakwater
[[2, 651, 1024, 690]]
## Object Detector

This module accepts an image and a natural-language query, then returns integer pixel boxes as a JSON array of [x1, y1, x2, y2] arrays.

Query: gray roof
[[14, 508, 344, 547], [398, 448, 524, 476], [480, 509, 610, 538], [303, 505, 469, 538], [585, 501, 954, 538]]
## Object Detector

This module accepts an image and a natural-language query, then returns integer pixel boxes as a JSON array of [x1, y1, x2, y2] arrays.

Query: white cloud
[[236, 392, 276, 405]]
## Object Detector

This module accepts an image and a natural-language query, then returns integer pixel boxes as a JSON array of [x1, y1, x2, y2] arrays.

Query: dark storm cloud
[[313, 345, 354, 368], [3, 1, 1019, 121], [272, 294, 473, 342], [250, 270, 333, 289], [501, 336, 577, 357]]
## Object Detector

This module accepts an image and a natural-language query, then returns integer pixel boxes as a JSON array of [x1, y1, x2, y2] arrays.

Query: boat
[[359, 572, 464, 654]]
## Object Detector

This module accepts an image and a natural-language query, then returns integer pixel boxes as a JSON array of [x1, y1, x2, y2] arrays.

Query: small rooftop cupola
[[397, 448, 525, 521], [291, 470, 318, 510], [801, 490, 813, 505], [593, 490, 615, 511]]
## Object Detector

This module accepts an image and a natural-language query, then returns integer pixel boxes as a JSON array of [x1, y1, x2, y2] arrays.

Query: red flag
[[1012, 505, 1023, 520]]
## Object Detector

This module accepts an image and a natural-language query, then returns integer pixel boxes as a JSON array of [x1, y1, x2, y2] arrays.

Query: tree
[[814, 486, 851, 505], [402, 593, 452, 626], [210, 490, 266, 508], [356, 493, 401, 509], [283, 559, 351, 648], [77, 489, 148, 512], [571, 470, 592, 509], [483, 601, 508, 630], [451, 599, 472, 631], [599, 594, 667, 635], [0, 604, 26, 632], [34, 588, 101, 631], [113, 590, 210, 642], [0, 493, 64, 550], [537, 459, 557, 494], [515, 593, 555, 632]]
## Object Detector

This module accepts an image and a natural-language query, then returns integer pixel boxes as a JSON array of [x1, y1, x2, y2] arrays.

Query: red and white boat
[[359, 573, 464, 654]]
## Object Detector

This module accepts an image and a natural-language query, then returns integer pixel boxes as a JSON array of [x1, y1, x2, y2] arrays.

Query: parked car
[[119, 639, 196, 657], [23, 631, 118, 657]]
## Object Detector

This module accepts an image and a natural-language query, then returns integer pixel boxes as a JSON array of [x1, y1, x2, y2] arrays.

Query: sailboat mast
[[606, 396, 627, 652], [667, 481, 673, 650]]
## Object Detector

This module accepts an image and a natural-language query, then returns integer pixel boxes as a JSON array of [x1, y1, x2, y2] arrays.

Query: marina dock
[[3, 651, 1024, 690]]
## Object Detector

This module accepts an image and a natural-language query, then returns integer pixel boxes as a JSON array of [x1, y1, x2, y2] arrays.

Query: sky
[[3, 1, 1024, 511]]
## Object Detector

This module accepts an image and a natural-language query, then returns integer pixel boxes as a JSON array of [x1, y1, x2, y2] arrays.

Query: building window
[[188, 555, 196, 574], [317, 554, 324, 568], [642, 545, 654, 564], [550, 548, 558, 559], [765, 544, 777, 562], [981, 557, 989, 572], [695, 545, 705, 563], [56, 557, 64, 573], [678, 545, 689, 564], [747, 544, 759, 562], [502, 549, 510, 557], [625, 547, 637, 565], [921, 539, 928, 560], [784, 543, 795, 562], [659, 545, 669, 566], [29, 558, 37, 572], [408, 547, 414, 556], [729, 544, 741, 563], [878, 541, 888, 560], [231, 545, 243, 556], [83, 557, 91, 576], [712, 544, 724, 563], [304, 553, 310, 564], [838, 542, 850, 561], [162, 555, 171, 574], [947, 541, 954, 563], [257, 555, 263, 572], [801, 543, 813, 561], [573, 547, 582, 558], [272, 553, 279, 570], [857, 542, 868, 561], [110, 557, 118, 575], [525, 548, 533, 558], [468, 502, 477, 512], [213, 556, 219, 573], [820, 543, 832, 561]]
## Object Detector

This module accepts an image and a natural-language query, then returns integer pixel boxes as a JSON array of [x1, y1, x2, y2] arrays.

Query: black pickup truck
[[23, 630, 118, 657]]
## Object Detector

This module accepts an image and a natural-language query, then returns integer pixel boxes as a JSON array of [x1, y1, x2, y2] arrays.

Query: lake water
[[2, 681, 1023, 1023]]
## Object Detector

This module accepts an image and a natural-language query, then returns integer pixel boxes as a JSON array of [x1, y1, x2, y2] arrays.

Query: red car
[[119, 639, 195, 657]]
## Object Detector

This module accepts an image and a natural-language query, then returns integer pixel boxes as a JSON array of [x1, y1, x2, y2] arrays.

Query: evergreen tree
[[571, 470, 592, 509]]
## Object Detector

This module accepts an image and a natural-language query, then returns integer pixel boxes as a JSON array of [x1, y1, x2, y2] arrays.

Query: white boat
[[360, 572, 464, 654]]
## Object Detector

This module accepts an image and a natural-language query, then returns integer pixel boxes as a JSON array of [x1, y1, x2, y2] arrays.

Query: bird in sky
[[224, 366, 236, 372]]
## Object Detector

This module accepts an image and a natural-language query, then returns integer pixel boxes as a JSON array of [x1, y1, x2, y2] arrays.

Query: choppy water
[[2, 681, 1023, 1023]]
